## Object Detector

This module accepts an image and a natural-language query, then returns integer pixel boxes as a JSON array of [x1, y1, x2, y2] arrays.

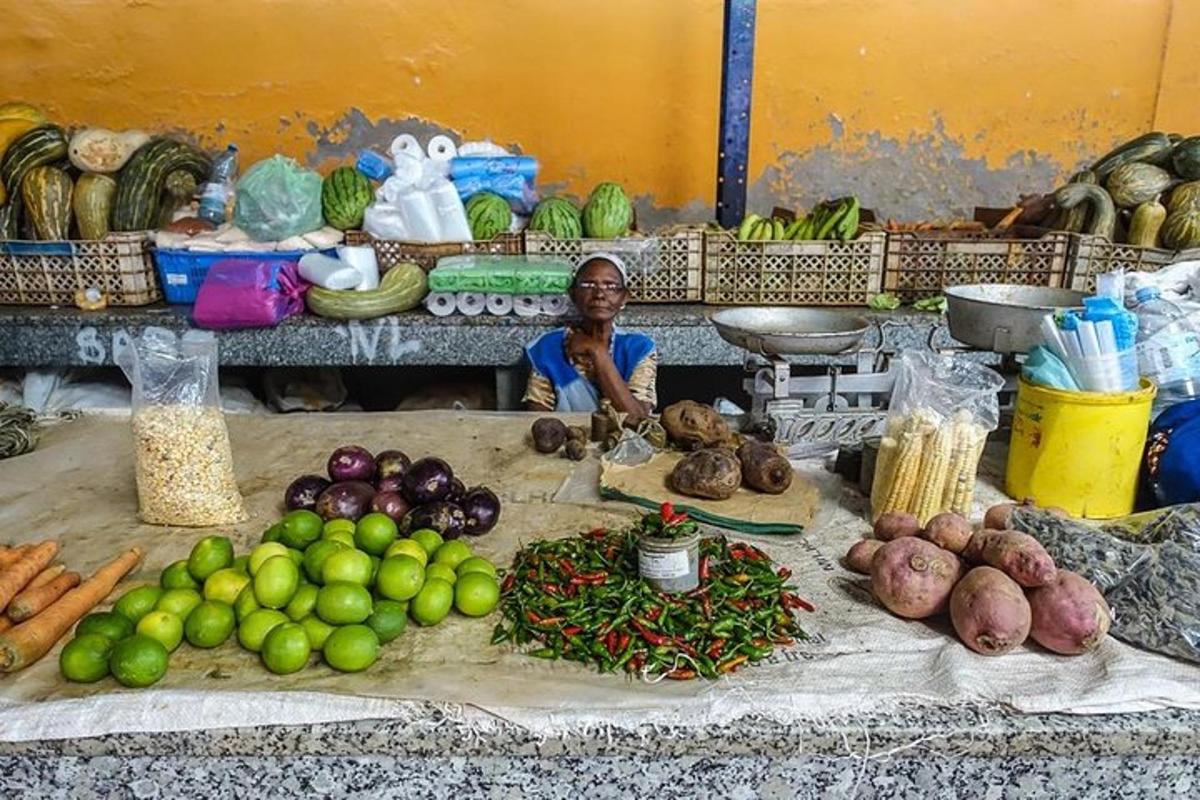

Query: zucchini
[[111, 138, 211, 232], [0, 125, 69, 237], [306, 262, 428, 320], [1054, 183, 1116, 241], [21, 165, 72, 240], [1128, 200, 1167, 248], [1090, 132, 1173, 182]]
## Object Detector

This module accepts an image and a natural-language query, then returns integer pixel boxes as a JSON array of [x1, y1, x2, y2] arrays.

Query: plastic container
[[154, 247, 331, 304], [637, 533, 699, 593], [197, 145, 239, 225], [1133, 286, 1200, 414], [1007, 376, 1156, 519]]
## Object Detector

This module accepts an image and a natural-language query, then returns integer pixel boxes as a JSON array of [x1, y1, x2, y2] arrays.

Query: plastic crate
[[345, 230, 524, 273], [0, 233, 159, 306], [524, 227, 704, 303], [154, 248, 327, 304], [883, 227, 1070, 301], [702, 230, 885, 306], [1067, 233, 1178, 292]]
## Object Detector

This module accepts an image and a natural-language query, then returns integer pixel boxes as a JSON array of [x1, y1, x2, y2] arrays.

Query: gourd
[[1105, 163, 1172, 208], [73, 173, 117, 240], [1128, 200, 1167, 248], [68, 128, 150, 174], [21, 165, 73, 240], [0, 102, 47, 125], [1161, 208, 1200, 251], [1170, 136, 1200, 181], [156, 169, 199, 227], [111, 138, 211, 232], [306, 261, 428, 320], [1168, 181, 1200, 213], [1090, 132, 1173, 181], [1056, 171, 1096, 233], [0, 125, 69, 237], [1054, 184, 1116, 240]]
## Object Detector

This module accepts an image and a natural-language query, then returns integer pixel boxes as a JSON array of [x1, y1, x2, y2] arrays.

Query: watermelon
[[528, 197, 582, 239], [322, 167, 372, 230], [465, 191, 512, 239], [582, 182, 632, 238]]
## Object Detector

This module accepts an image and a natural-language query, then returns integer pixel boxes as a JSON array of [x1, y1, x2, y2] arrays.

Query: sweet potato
[[964, 530, 1057, 588], [736, 441, 793, 495], [869, 538, 963, 619], [1027, 570, 1111, 655], [844, 539, 884, 574], [922, 512, 973, 554], [873, 512, 920, 542], [983, 503, 1019, 530], [669, 448, 741, 500], [950, 566, 1031, 656], [661, 400, 731, 450]]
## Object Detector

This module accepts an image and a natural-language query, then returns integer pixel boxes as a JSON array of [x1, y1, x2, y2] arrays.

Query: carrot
[[0, 545, 32, 572], [7, 571, 82, 622], [0, 547, 142, 672], [0, 541, 59, 613], [27, 564, 66, 589]]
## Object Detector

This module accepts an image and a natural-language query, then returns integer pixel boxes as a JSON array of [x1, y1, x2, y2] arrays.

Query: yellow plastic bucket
[[1006, 377, 1155, 519]]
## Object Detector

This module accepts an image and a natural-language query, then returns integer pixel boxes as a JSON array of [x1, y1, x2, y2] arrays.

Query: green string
[[0, 403, 39, 460]]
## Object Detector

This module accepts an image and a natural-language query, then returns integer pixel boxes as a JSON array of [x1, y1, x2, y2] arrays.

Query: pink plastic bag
[[192, 259, 309, 330]]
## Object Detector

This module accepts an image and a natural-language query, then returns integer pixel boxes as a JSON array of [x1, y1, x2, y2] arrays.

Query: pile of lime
[[58, 510, 500, 687]]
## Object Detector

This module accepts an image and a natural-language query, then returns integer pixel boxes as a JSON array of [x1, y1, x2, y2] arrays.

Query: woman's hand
[[566, 330, 607, 365]]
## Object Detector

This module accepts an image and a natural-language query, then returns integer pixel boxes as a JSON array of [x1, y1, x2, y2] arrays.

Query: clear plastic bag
[[114, 328, 247, 526], [871, 352, 1004, 523], [233, 155, 324, 242]]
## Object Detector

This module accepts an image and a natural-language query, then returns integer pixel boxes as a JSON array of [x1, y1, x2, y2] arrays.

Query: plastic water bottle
[[1133, 286, 1200, 410], [197, 145, 239, 225]]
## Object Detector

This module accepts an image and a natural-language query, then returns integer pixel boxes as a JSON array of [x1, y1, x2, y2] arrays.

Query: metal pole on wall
[[715, 0, 757, 228]]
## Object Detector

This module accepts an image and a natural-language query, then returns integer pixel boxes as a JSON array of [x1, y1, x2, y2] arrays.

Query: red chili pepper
[[729, 599, 751, 612], [645, 605, 663, 621], [604, 545, 618, 563], [717, 654, 749, 674], [618, 632, 631, 652], [558, 558, 576, 576], [729, 548, 747, 561], [605, 630, 618, 656], [627, 653, 646, 673], [525, 610, 542, 624], [500, 573, 516, 593], [525, 569, 538, 578], [777, 567, 792, 580], [541, 582, 560, 595], [702, 595, 713, 619], [782, 592, 816, 612], [707, 638, 726, 659], [632, 620, 670, 646], [562, 625, 583, 636], [569, 570, 608, 586], [586, 528, 607, 540], [537, 616, 564, 627], [773, 636, 795, 646], [698, 555, 710, 582], [660, 502, 675, 521], [673, 637, 698, 658], [664, 667, 696, 680]]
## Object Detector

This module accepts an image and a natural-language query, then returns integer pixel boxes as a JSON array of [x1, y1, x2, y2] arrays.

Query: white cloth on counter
[[1125, 259, 1200, 316]]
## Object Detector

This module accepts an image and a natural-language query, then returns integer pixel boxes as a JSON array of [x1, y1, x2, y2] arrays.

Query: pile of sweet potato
[[845, 504, 1111, 657]]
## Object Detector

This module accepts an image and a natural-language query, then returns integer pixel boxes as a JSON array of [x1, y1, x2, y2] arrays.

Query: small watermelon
[[465, 191, 512, 240], [321, 167, 372, 230], [528, 197, 582, 239], [582, 182, 632, 238]]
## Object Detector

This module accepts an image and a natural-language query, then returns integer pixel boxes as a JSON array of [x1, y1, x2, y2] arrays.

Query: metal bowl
[[710, 307, 871, 355], [944, 284, 1087, 354]]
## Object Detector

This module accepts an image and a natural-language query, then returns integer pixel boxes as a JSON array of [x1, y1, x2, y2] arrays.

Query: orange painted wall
[[0, 0, 1194, 220]]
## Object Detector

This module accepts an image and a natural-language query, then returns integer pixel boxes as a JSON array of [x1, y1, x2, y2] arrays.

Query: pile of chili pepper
[[492, 510, 813, 681]]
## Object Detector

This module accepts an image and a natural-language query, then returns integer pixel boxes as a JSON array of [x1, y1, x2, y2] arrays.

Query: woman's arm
[[522, 369, 556, 413], [588, 347, 652, 419]]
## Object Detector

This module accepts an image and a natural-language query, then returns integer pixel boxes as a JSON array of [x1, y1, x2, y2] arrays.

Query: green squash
[[1161, 207, 1200, 250], [21, 164, 73, 240], [1106, 162, 1172, 209], [1171, 136, 1200, 181]]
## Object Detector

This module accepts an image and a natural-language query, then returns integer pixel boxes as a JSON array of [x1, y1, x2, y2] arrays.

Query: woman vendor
[[523, 254, 658, 417]]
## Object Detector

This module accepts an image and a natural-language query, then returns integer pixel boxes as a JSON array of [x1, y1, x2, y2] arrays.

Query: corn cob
[[912, 419, 955, 524], [952, 424, 988, 515], [940, 419, 972, 511], [870, 435, 900, 521], [881, 416, 926, 515]]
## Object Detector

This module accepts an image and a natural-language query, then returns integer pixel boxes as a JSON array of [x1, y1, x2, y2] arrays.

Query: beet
[[314, 480, 375, 522], [284, 474, 331, 512], [377, 474, 405, 494], [403, 501, 466, 539], [461, 486, 501, 536], [371, 490, 412, 524], [376, 450, 411, 481], [402, 457, 455, 505], [328, 446, 376, 483]]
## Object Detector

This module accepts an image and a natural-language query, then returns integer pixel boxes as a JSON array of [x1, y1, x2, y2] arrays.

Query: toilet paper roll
[[425, 293, 457, 317], [389, 134, 422, 161], [540, 294, 571, 317], [513, 295, 541, 317], [336, 245, 380, 291], [456, 292, 486, 316], [426, 134, 458, 162], [486, 293, 514, 316]]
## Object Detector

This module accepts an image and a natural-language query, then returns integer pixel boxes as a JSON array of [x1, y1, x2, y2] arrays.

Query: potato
[[1027, 570, 1111, 655], [736, 441, 793, 495], [844, 539, 884, 574], [873, 512, 920, 542], [669, 448, 741, 500], [950, 566, 1032, 656], [869, 538, 963, 619], [922, 512, 972, 554], [964, 530, 1057, 588], [661, 400, 732, 450]]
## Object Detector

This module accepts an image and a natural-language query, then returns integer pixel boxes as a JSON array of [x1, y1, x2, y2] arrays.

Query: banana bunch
[[733, 196, 861, 242]]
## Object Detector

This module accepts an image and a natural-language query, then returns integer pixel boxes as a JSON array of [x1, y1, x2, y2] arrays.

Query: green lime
[[136, 610, 184, 652], [433, 540, 473, 571], [184, 600, 236, 648], [324, 529, 356, 549], [287, 547, 305, 567], [384, 538, 428, 567], [113, 585, 163, 624], [425, 562, 457, 586], [237, 608, 289, 653], [410, 578, 454, 626], [323, 624, 379, 673], [261, 622, 312, 675], [454, 573, 500, 617], [187, 535, 234, 582], [253, 555, 300, 609], [230, 555, 250, 576], [375, 555, 425, 602], [156, 588, 202, 619], [366, 599, 408, 644], [59, 634, 113, 683], [369, 554, 381, 585], [456, 557, 497, 578], [203, 568, 250, 605], [323, 518, 357, 538], [322, 548, 373, 586], [261, 522, 284, 543], [299, 615, 335, 650], [233, 584, 260, 622], [75, 611, 133, 642], [409, 529, 444, 557], [354, 512, 398, 556], [315, 581, 373, 625], [249, 542, 290, 575], [280, 509, 324, 550], [109, 634, 169, 688], [303, 539, 346, 584], [285, 583, 319, 621], [160, 559, 200, 590]]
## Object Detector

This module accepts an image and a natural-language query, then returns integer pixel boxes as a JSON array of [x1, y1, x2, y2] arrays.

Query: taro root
[[669, 448, 741, 500], [736, 441, 793, 495], [1027, 570, 1111, 655], [563, 439, 587, 461], [566, 425, 589, 443], [922, 512, 973, 554], [873, 512, 920, 542], [869, 538, 963, 619], [532, 418, 569, 453], [660, 400, 731, 451], [844, 539, 885, 574], [950, 566, 1031, 656]]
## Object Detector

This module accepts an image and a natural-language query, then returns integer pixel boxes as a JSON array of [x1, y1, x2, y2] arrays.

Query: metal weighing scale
[[710, 285, 1088, 446]]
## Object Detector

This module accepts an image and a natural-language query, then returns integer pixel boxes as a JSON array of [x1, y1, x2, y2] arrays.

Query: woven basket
[[0, 233, 159, 306], [1067, 233, 1178, 292], [345, 231, 524, 272]]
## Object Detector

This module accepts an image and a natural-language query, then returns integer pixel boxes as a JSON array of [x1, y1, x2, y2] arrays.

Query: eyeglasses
[[576, 281, 626, 295]]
